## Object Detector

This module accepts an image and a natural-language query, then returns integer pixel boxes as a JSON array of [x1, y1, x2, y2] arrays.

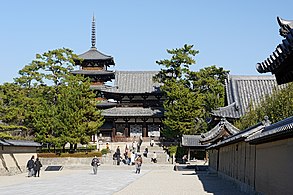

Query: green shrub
[[168, 145, 178, 156], [38, 151, 102, 158], [100, 148, 110, 155]]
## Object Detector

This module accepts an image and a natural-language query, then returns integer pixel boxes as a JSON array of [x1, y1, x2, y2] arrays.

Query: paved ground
[[0, 164, 248, 195]]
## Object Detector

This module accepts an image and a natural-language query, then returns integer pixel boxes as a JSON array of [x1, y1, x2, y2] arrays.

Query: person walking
[[116, 146, 121, 165], [150, 138, 154, 147], [151, 152, 157, 163], [26, 155, 35, 177], [143, 146, 148, 157], [135, 154, 143, 174], [137, 135, 143, 152], [132, 141, 137, 153], [34, 158, 42, 177], [131, 151, 136, 165], [127, 150, 132, 165], [113, 152, 117, 165], [91, 156, 100, 175]]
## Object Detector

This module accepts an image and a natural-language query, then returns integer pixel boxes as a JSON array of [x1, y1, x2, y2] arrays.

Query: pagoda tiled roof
[[78, 47, 114, 62], [200, 118, 240, 144], [89, 84, 115, 91], [256, 17, 293, 84], [102, 71, 162, 94], [76, 15, 115, 67], [211, 75, 285, 119], [102, 107, 163, 117], [71, 70, 114, 76], [96, 100, 117, 108]]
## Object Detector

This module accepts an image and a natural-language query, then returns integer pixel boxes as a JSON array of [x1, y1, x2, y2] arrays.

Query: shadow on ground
[[174, 164, 208, 171], [175, 165, 249, 195]]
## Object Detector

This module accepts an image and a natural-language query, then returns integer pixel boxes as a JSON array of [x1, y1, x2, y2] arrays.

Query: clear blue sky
[[1, 0, 292, 84]]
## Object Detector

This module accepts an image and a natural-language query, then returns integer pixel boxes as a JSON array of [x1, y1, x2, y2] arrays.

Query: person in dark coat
[[143, 147, 148, 157], [91, 156, 100, 175], [116, 146, 121, 165], [26, 155, 35, 177], [137, 135, 143, 152], [34, 157, 42, 177]]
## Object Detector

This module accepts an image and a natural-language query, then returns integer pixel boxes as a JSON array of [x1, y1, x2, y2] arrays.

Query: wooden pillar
[[188, 148, 191, 161], [141, 117, 148, 137], [124, 127, 129, 137], [143, 127, 147, 137], [112, 118, 117, 140], [112, 128, 116, 141], [123, 117, 130, 137]]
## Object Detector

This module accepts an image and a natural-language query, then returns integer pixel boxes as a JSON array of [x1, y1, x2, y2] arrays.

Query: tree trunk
[[69, 143, 73, 153], [74, 143, 77, 152]]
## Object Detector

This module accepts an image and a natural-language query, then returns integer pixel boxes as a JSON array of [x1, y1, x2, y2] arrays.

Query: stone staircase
[[99, 140, 171, 165]]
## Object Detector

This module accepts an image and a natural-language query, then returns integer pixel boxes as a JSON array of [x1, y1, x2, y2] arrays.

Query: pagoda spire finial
[[91, 14, 96, 48]]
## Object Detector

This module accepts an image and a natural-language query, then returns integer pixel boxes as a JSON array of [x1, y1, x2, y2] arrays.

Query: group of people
[[93, 145, 143, 174], [91, 137, 161, 174], [26, 155, 43, 177], [113, 145, 141, 166]]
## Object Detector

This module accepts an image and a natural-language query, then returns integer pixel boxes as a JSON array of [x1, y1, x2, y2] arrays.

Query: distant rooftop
[[182, 135, 209, 147], [102, 107, 163, 117], [200, 118, 240, 144], [0, 139, 41, 147], [103, 71, 162, 94], [212, 75, 286, 119]]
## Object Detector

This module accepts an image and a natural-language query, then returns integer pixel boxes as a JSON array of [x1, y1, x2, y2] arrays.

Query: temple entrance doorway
[[130, 124, 142, 137]]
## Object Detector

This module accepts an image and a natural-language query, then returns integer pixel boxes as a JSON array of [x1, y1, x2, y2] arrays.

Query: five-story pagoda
[[72, 15, 115, 96]]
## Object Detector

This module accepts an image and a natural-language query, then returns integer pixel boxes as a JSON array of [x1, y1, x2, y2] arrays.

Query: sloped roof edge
[[200, 118, 240, 143]]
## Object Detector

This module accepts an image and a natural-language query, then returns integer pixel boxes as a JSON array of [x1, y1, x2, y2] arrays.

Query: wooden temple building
[[73, 16, 163, 142], [205, 17, 293, 195], [198, 74, 285, 145], [181, 135, 209, 160], [211, 74, 285, 121]]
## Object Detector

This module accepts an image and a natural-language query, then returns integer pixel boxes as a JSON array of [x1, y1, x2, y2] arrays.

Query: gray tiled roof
[[71, 70, 115, 76], [208, 122, 264, 149], [96, 100, 117, 108], [212, 75, 285, 119], [182, 135, 209, 147], [246, 116, 293, 144], [90, 85, 115, 91], [256, 17, 293, 84], [78, 47, 114, 62], [200, 118, 240, 144], [102, 107, 163, 117], [0, 139, 10, 146], [0, 139, 41, 147], [103, 71, 162, 94]]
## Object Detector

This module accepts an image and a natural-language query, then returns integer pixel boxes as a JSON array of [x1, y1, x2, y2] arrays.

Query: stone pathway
[[0, 165, 249, 195], [0, 169, 146, 195]]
